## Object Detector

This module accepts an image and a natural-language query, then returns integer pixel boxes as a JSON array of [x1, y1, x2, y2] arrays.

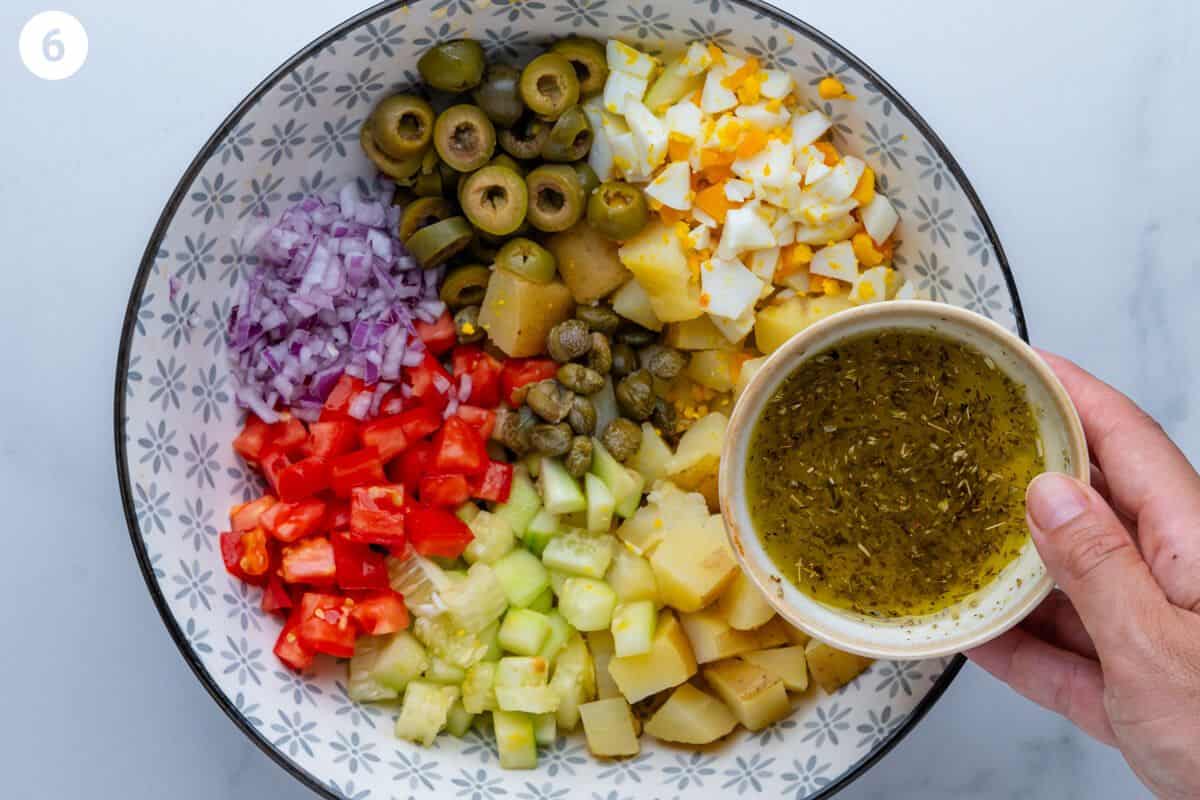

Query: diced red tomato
[[414, 310, 457, 356], [393, 440, 436, 489], [274, 607, 316, 671], [500, 358, 559, 406], [407, 506, 474, 558], [329, 448, 386, 497], [296, 592, 357, 658], [322, 374, 371, 421], [456, 405, 497, 441], [220, 527, 271, 585], [261, 573, 295, 615], [348, 485, 407, 547], [434, 416, 488, 476], [350, 591, 409, 636], [360, 415, 409, 461], [271, 413, 310, 456], [397, 406, 442, 442], [332, 532, 390, 591], [306, 420, 360, 460], [261, 498, 327, 543], [230, 495, 277, 532], [280, 536, 337, 585], [233, 415, 274, 463], [404, 354, 452, 412], [420, 473, 472, 508], [470, 460, 514, 503], [260, 449, 292, 497], [452, 345, 504, 408], [326, 499, 351, 529], [276, 457, 331, 502]]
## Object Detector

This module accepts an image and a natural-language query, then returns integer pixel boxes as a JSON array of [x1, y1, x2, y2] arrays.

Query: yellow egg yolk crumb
[[852, 232, 885, 267], [817, 76, 847, 99]]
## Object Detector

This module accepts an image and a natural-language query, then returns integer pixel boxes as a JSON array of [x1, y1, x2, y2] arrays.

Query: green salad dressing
[[746, 329, 1044, 617]]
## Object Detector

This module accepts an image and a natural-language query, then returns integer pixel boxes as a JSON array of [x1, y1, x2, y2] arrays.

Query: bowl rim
[[111, 2, 1026, 797], [719, 301, 1085, 660]]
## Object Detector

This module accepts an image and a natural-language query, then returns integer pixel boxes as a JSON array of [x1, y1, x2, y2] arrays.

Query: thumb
[[1025, 472, 1167, 660]]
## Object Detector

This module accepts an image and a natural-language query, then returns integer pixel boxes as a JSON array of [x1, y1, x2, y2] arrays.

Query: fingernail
[[1026, 472, 1089, 531]]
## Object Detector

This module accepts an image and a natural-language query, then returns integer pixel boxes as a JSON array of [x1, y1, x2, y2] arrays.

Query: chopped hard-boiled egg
[[759, 69, 794, 100], [709, 305, 757, 342], [723, 179, 754, 202], [789, 110, 832, 148], [748, 246, 780, 284], [679, 41, 713, 76], [809, 241, 858, 282], [735, 102, 790, 131], [584, 106, 615, 181], [688, 223, 712, 250], [732, 139, 796, 190], [791, 191, 858, 226], [895, 281, 926, 300], [645, 161, 692, 210], [664, 101, 704, 142], [700, 54, 745, 114], [807, 155, 866, 203], [625, 100, 669, 172], [849, 266, 892, 304], [770, 216, 796, 245], [701, 256, 764, 319], [603, 71, 649, 116], [607, 39, 659, 78], [717, 205, 776, 258], [860, 193, 899, 245], [792, 214, 861, 245]]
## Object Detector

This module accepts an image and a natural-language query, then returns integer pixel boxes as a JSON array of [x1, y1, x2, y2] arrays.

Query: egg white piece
[[791, 190, 859, 227], [701, 256, 765, 320], [861, 193, 899, 244], [624, 100, 669, 172], [717, 205, 776, 258], [724, 179, 754, 202], [849, 266, 891, 304], [809, 241, 858, 282], [645, 161, 692, 210], [679, 41, 713, 76], [732, 139, 794, 189], [708, 306, 757, 343], [759, 69, 793, 99], [688, 223, 712, 250], [583, 106, 615, 181], [748, 246, 780, 283], [664, 100, 703, 142], [808, 155, 866, 203], [756, 181, 803, 214], [609, 130, 651, 181], [792, 215, 861, 245], [781, 268, 811, 293], [691, 207, 719, 229], [790, 110, 832, 148], [895, 280, 927, 300], [701, 59, 742, 114], [735, 102, 790, 131], [795, 144, 832, 183], [603, 70, 649, 116], [770, 216, 796, 246], [607, 39, 658, 78]]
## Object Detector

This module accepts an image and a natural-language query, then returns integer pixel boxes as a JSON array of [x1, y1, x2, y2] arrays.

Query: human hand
[[967, 352, 1200, 800]]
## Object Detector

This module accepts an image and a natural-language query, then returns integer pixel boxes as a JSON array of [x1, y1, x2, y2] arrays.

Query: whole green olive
[[601, 417, 643, 462], [566, 394, 597, 436], [495, 237, 557, 284], [564, 436, 594, 478], [642, 345, 688, 381], [455, 305, 485, 343], [542, 107, 593, 162], [417, 39, 486, 93], [615, 369, 656, 421], [610, 342, 639, 377], [519, 52, 580, 118], [546, 319, 592, 362], [370, 94, 436, 160], [557, 363, 605, 395], [530, 423, 574, 457], [587, 181, 650, 240], [549, 37, 608, 96], [473, 64, 525, 127], [499, 115, 549, 160], [525, 379, 575, 423], [434, 105, 497, 173], [586, 332, 613, 374]]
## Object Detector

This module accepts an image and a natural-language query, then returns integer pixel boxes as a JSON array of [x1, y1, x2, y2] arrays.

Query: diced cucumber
[[610, 600, 657, 657], [614, 467, 645, 519], [465, 510, 516, 565], [558, 577, 618, 631], [493, 467, 542, 537], [539, 458, 587, 514], [499, 608, 553, 656], [496, 656, 551, 688], [413, 615, 487, 670], [523, 509, 561, 556], [496, 656, 559, 714], [561, 511, 589, 529], [549, 634, 597, 731], [538, 610, 573, 663], [527, 587, 555, 614], [445, 699, 475, 738], [548, 569, 570, 597], [456, 501, 481, 523], [644, 55, 707, 111], [584, 474, 616, 532], [394, 681, 459, 746], [492, 549, 551, 607], [589, 440, 643, 518], [462, 662, 498, 714], [606, 546, 660, 605], [441, 562, 509, 632], [493, 710, 538, 769], [387, 552, 453, 617], [425, 656, 467, 685], [347, 636, 401, 703], [479, 620, 503, 662], [542, 530, 615, 579], [533, 713, 557, 746], [366, 631, 430, 693]]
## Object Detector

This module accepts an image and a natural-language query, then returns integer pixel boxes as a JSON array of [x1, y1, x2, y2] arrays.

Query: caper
[[564, 436, 594, 478], [405, 216, 474, 269], [530, 423, 573, 457], [616, 325, 657, 348], [440, 264, 491, 309], [641, 345, 688, 381], [473, 64, 525, 127], [542, 107, 593, 162], [460, 164, 528, 236], [546, 319, 592, 362], [650, 397, 679, 440], [566, 394, 597, 436], [417, 39, 485, 93], [557, 363, 605, 395], [360, 126, 424, 180], [398, 196, 455, 243], [519, 53, 580, 119], [573, 162, 600, 198], [586, 332, 613, 374], [550, 37, 608, 96], [615, 369, 656, 421], [525, 379, 575, 423], [434, 105, 496, 173], [370, 94, 436, 159], [600, 417, 643, 462], [610, 342, 638, 378], [494, 408, 532, 455], [525, 164, 585, 232], [455, 305, 485, 343], [576, 305, 620, 335], [499, 115, 549, 160]]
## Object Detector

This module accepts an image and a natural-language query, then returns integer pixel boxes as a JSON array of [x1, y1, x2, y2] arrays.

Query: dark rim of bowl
[[114, 1, 1021, 797]]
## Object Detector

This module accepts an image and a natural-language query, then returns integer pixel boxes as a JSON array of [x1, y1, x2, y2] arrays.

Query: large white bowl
[[115, 2, 1027, 797]]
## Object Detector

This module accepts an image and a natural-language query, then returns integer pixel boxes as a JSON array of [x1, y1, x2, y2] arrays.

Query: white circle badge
[[19, 11, 89, 81]]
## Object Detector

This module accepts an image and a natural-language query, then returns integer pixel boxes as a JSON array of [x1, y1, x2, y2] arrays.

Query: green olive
[[406, 216, 474, 269], [542, 107, 593, 162], [575, 306, 620, 335], [473, 64, 525, 127], [525, 379, 575, 423], [495, 237, 557, 284], [440, 263, 492, 309], [455, 305, 485, 343], [610, 341, 639, 378], [587, 181, 649, 240], [615, 325, 657, 348], [586, 332, 613, 373], [550, 38, 608, 96], [546, 319, 592, 362], [564, 436, 594, 478], [530, 423, 573, 457], [615, 369, 656, 421], [361, 126, 424, 180], [557, 363, 605, 395], [519, 53, 580, 119], [412, 170, 443, 197], [398, 196, 455, 243], [489, 153, 525, 176], [525, 164, 585, 232], [434, 105, 496, 173], [567, 395, 597, 436], [417, 39, 485, 93], [469, 236, 501, 264], [370, 94, 436, 159], [600, 417, 643, 462], [572, 162, 600, 198], [498, 115, 549, 160], [641, 345, 688, 381], [460, 165, 528, 237]]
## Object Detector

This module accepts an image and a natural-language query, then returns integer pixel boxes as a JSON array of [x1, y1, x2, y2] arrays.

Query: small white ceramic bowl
[[720, 300, 1088, 660]]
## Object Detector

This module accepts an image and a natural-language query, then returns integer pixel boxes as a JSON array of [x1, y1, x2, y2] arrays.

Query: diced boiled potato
[[650, 514, 738, 612], [479, 270, 574, 357], [610, 276, 663, 332], [666, 412, 727, 493], [806, 294, 853, 325], [804, 640, 874, 693], [615, 481, 708, 555], [628, 423, 673, 486], [643, 682, 738, 744], [747, 615, 793, 649], [611, 600, 657, 657], [741, 646, 809, 692], [719, 572, 777, 630], [734, 355, 767, 399], [580, 697, 640, 757], [619, 220, 704, 322], [585, 629, 622, 699], [783, 621, 811, 647], [754, 296, 809, 354], [686, 350, 742, 392], [702, 659, 790, 731], [546, 222, 632, 304], [679, 606, 763, 663], [665, 316, 740, 350], [606, 610, 697, 702], [606, 544, 660, 605]]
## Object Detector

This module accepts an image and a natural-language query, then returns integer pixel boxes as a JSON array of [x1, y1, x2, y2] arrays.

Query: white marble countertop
[[2, 0, 1191, 796]]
